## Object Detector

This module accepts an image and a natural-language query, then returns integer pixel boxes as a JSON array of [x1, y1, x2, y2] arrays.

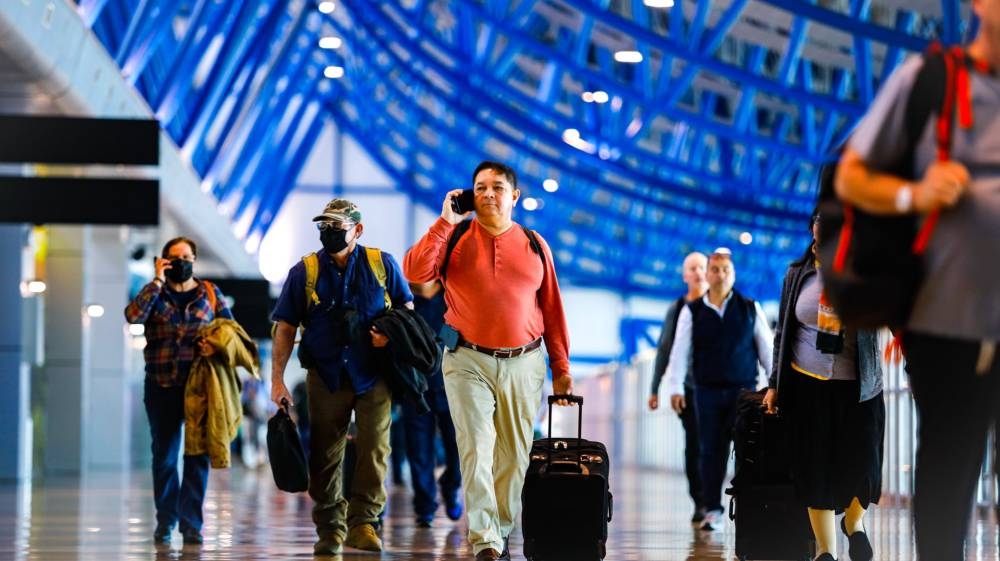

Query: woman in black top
[[763, 215, 884, 561]]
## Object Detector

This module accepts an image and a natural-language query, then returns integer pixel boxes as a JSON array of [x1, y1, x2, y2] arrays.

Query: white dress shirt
[[664, 290, 773, 398]]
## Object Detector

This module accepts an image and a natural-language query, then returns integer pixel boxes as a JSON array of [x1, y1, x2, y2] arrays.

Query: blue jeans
[[144, 381, 210, 532], [695, 385, 748, 512], [402, 387, 462, 519]]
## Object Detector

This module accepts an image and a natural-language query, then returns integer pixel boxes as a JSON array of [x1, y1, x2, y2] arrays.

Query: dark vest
[[690, 290, 758, 389]]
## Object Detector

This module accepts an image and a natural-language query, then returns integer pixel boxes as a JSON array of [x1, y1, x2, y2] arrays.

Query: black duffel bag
[[267, 400, 309, 493]]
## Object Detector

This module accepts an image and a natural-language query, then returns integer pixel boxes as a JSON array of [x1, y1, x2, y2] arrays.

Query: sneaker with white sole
[[699, 508, 725, 531]]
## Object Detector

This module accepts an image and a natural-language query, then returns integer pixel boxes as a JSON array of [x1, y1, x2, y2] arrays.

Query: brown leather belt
[[458, 337, 542, 359]]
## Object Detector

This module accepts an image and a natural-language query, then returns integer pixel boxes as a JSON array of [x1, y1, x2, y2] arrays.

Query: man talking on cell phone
[[404, 160, 573, 561]]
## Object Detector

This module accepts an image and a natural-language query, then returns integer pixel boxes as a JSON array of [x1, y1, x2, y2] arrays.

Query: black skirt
[[783, 372, 885, 511]]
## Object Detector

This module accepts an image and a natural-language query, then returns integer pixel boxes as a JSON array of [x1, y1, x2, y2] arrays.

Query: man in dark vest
[[664, 248, 773, 531]]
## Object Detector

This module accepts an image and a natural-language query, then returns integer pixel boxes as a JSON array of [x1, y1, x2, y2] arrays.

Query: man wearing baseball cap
[[271, 198, 413, 555]]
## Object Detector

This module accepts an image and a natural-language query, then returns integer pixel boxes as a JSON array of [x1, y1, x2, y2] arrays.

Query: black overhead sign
[[0, 115, 160, 225]]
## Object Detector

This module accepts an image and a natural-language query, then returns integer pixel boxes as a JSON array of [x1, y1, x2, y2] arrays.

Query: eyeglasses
[[316, 220, 354, 232]]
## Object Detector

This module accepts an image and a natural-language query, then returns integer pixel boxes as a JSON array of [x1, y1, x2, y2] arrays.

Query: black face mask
[[165, 259, 194, 283], [321, 228, 351, 254]]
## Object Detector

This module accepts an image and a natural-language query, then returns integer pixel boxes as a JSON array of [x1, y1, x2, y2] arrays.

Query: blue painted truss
[[79, 0, 970, 300]]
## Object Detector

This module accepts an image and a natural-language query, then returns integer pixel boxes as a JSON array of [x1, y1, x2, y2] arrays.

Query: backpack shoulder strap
[[904, 45, 948, 158], [364, 246, 392, 310], [440, 219, 474, 280], [301, 253, 321, 312], [521, 225, 547, 269], [202, 280, 218, 314]]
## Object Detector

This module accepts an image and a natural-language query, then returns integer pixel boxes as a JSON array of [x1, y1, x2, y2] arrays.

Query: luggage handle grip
[[547, 394, 583, 443], [547, 394, 583, 406]]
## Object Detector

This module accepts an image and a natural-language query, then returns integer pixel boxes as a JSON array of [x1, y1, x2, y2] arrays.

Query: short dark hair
[[162, 236, 198, 259], [472, 160, 518, 188]]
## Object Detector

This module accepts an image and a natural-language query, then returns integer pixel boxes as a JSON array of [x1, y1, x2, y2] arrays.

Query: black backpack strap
[[903, 45, 948, 172], [520, 225, 546, 269], [440, 219, 473, 281], [441, 221, 547, 281]]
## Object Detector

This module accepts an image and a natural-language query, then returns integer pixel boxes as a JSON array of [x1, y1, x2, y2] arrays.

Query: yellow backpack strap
[[302, 252, 321, 312], [365, 246, 392, 310]]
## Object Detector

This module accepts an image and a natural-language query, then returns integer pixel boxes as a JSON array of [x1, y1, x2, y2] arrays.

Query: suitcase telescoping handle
[[547, 394, 583, 440]]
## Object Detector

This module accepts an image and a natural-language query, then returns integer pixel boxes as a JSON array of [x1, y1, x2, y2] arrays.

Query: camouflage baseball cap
[[312, 198, 362, 223]]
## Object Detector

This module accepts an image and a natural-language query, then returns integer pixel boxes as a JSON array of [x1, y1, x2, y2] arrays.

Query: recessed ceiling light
[[581, 91, 595, 103], [739, 232, 753, 245], [643, 0, 674, 7], [319, 37, 342, 49], [324, 66, 345, 78], [614, 50, 643, 63], [543, 179, 559, 192], [318, 2, 336, 14], [593, 90, 609, 103], [522, 198, 539, 211]]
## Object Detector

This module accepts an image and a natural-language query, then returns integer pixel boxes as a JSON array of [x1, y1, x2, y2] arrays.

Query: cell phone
[[450, 189, 475, 214], [438, 324, 460, 351]]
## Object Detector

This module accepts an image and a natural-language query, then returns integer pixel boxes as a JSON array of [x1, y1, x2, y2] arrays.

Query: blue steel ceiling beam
[[662, 0, 750, 110], [154, 1, 241, 126], [340, 3, 810, 226], [442, 1, 830, 161], [756, 0, 926, 51], [361, 2, 819, 211], [78, 0, 111, 27], [203, 8, 315, 196], [333, 14, 806, 251], [178, 0, 285, 148], [117, 0, 183, 84], [217, 41, 315, 208], [567, 0, 864, 119], [246, 92, 326, 242], [186, 1, 296, 174]]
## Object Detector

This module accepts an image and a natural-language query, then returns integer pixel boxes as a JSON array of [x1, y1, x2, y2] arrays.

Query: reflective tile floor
[[0, 464, 996, 560]]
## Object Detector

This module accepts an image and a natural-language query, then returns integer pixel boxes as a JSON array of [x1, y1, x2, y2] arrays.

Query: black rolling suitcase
[[521, 394, 612, 561], [727, 390, 812, 561]]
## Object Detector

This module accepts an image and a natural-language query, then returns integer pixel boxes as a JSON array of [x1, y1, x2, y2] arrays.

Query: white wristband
[[895, 183, 913, 213]]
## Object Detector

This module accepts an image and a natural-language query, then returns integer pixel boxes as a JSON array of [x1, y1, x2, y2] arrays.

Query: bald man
[[648, 252, 709, 525]]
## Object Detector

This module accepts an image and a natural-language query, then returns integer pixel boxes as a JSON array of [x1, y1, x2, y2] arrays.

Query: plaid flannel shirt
[[125, 279, 233, 387]]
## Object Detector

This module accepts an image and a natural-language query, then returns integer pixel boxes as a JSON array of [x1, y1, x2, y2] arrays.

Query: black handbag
[[266, 400, 309, 493], [818, 44, 965, 328]]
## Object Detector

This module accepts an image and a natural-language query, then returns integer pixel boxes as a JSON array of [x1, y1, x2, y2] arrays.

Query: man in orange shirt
[[405, 161, 574, 561]]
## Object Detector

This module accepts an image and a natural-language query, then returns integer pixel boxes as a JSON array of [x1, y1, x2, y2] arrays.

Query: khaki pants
[[306, 371, 391, 540], [443, 346, 546, 555]]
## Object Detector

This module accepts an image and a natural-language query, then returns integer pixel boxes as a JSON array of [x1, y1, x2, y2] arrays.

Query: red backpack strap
[[202, 280, 218, 314]]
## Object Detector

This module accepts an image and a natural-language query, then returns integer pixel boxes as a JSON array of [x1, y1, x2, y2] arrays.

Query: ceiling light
[[128, 324, 146, 336], [26, 280, 46, 294], [562, 128, 580, 141], [543, 179, 559, 192], [318, 2, 336, 13], [614, 50, 643, 63], [643, 0, 674, 7], [581, 91, 595, 103], [522, 198, 539, 211], [324, 66, 345, 79], [593, 90, 609, 103], [86, 304, 105, 318], [319, 37, 342, 49], [739, 232, 753, 245]]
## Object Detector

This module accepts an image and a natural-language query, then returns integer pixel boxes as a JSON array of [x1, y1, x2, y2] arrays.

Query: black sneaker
[[690, 506, 707, 525], [498, 536, 510, 561], [416, 516, 433, 528], [815, 553, 837, 561], [181, 527, 204, 545], [153, 523, 172, 544]]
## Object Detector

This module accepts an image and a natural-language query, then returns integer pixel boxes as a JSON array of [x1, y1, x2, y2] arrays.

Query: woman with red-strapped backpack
[[835, 2, 1000, 559], [124, 236, 233, 546]]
